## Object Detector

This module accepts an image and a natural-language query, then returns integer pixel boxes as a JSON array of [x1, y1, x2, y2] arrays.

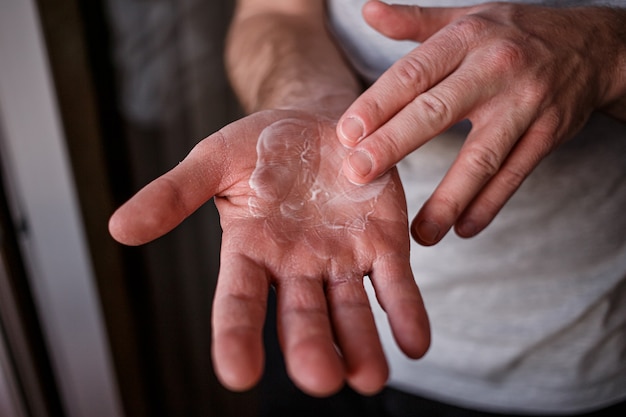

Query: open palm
[[109, 109, 430, 396]]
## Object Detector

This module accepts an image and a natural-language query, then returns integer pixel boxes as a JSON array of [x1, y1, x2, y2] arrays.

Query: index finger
[[337, 13, 472, 148]]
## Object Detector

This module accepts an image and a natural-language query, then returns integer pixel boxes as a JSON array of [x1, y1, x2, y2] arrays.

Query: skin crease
[[108, 109, 431, 397], [338, 1, 626, 246], [249, 118, 391, 237]]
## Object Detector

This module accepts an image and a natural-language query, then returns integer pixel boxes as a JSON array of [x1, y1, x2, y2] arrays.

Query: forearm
[[226, 1, 361, 114]]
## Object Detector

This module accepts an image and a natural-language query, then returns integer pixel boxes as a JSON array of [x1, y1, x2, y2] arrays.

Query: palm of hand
[[109, 110, 429, 396], [229, 115, 396, 266]]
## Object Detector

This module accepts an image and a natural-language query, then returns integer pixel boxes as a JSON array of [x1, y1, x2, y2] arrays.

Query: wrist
[[226, 10, 361, 116], [267, 90, 359, 118], [235, 53, 361, 113]]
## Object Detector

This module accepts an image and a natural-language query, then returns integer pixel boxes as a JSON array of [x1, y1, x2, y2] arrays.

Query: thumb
[[108, 132, 228, 246], [362, 1, 472, 42]]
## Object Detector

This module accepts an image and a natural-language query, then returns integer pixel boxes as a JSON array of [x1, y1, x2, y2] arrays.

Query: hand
[[109, 109, 430, 396], [337, 1, 626, 245]]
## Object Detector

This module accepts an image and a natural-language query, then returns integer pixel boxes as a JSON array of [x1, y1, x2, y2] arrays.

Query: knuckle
[[527, 111, 564, 156], [414, 91, 453, 127], [449, 14, 490, 42], [346, 95, 388, 135], [488, 38, 529, 74], [393, 55, 429, 93], [463, 144, 502, 181], [539, 108, 564, 138], [361, 98, 387, 126], [474, 194, 503, 220], [156, 175, 188, 214], [520, 79, 550, 107], [498, 164, 528, 191], [429, 192, 464, 220], [367, 128, 403, 167]]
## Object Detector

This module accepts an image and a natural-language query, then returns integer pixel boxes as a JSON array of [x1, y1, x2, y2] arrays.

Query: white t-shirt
[[328, 1, 626, 414]]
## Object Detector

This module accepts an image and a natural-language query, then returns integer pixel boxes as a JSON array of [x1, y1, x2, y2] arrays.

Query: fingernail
[[339, 117, 364, 144], [347, 150, 373, 178], [415, 220, 440, 245], [457, 220, 477, 237]]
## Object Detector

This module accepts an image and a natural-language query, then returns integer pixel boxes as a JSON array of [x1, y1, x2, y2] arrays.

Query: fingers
[[337, 12, 494, 186], [337, 21, 469, 154], [214, 258, 397, 397], [409, 101, 530, 244], [411, 112, 557, 245], [362, 1, 471, 41], [275, 276, 346, 397], [342, 66, 487, 185], [453, 114, 559, 238], [338, 3, 479, 152], [340, 1, 564, 245], [212, 253, 269, 391], [277, 274, 392, 396], [370, 252, 430, 359], [108, 133, 228, 246], [326, 277, 388, 395]]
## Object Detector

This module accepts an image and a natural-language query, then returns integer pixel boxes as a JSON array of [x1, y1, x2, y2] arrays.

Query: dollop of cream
[[249, 119, 390, 234]]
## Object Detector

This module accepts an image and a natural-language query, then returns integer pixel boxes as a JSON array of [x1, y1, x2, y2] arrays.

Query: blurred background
[[0, 1, 384, 416]]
